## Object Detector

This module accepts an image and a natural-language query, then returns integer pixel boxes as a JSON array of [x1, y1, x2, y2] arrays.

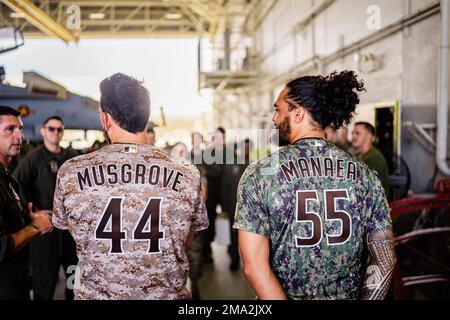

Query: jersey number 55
[[296, 190, 351, 247]]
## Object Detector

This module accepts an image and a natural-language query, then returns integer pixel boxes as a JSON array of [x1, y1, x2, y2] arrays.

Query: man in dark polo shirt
[[0, 106, 53, 300], [14, 116, 78, 300]]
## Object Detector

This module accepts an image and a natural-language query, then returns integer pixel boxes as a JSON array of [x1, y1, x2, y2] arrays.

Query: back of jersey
[[234, 138, 390, 299], [53, 144, 208, 300]]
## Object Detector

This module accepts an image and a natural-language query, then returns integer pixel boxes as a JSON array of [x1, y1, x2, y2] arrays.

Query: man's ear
[[293, 107, 306, 124], [100, 111, 111, 129], [40, 127, 45, 138]]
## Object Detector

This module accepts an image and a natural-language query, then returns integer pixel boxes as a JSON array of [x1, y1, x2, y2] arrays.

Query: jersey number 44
[[95, 197, 165, 254]]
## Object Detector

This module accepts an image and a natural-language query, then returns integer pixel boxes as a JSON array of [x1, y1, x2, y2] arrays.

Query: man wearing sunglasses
[[14, 116, 78, 300]]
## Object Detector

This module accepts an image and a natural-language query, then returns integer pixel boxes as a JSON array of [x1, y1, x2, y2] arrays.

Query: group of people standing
[[1, 70, 395, 301]]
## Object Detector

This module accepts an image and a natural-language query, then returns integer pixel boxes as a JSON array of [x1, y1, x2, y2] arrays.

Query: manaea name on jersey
[[281, 157, 358, 183]]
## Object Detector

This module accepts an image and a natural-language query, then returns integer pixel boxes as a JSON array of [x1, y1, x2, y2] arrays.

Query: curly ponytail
[[286, 70, 365, 129]]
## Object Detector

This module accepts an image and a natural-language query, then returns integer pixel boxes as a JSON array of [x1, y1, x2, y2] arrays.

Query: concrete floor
[[54, 241, 255, 300], [197, 242, 255, 300]]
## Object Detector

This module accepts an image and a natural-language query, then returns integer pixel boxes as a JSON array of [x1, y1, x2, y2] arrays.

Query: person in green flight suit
[[351, 122, 390, 196]]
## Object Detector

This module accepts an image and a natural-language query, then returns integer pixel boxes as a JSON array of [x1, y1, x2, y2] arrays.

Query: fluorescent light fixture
[[89, 12, 105, 20], [165, 12, 182, 20], [10, 12, 25, 18]]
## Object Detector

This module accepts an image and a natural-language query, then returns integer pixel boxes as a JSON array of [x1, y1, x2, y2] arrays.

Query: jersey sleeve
[[365, 172, 392, 234], [233, 166, 270, 237], [191, 178, 208, 232], [52, 170, 68, 230]]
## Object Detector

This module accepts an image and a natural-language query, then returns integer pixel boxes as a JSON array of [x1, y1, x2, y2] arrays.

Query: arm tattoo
[[360, 226, 396, 300]]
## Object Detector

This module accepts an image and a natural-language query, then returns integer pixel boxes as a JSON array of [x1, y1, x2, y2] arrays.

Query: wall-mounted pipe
[[257, 0, 336, 66], [437, 0, 450, 176], [242, 2, 440, 94]]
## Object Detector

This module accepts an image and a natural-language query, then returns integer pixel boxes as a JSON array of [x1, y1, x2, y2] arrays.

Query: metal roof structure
[[0, 0, 270, 90], [0, 0, 257, 40]]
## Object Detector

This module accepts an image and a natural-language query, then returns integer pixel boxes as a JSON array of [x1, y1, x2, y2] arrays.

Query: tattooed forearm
[[360, 226, 396, 300]]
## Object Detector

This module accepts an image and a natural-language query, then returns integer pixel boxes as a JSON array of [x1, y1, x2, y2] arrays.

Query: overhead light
[[165, 12, 182, 20], [89, 12, 105, 20], [10, 12, 25, 18], [1, 0, 78, 43]]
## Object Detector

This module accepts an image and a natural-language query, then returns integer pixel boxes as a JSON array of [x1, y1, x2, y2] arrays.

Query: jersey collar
[[292, 137, 327, 145]]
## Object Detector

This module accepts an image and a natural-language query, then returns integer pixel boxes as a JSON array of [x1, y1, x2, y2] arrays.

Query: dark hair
[[100, 73, 150, 133], [43, 116, 64, 127], [286, 70, 365, 129], [355, 122, 375, 136], [217, 127, 226, 135], [147, 128, 155, 134], [0, 105, 20, 118]]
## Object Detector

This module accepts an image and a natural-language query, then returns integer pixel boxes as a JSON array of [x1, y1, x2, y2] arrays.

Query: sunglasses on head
[[46, 126, 63, 133]]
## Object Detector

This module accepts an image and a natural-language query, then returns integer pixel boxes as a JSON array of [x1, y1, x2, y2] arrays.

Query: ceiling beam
[[112, 4, 143, 32], [209, 0, 227, 41], [81, 4, 109, 31], [179, 0, 214, 24], [81, 19, 192, 26], [20, 30, 200, 38], [58, 1, 174, 7], [0, 0, 250, 40], [176, 1, 200, 28], [1, 0, 78, 43]]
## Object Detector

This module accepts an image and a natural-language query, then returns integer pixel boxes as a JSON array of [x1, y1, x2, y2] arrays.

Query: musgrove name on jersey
[[76, 163, 184, 192]]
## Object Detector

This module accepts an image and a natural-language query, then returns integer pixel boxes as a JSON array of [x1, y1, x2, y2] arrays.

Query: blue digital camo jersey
[[233, 138, 391, 300]]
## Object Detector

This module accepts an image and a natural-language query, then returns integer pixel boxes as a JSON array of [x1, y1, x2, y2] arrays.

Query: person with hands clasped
[[0, 106, 53, 300]]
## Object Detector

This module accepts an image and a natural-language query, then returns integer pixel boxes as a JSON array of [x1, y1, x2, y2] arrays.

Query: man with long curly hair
[[234, 71, 395, 300]]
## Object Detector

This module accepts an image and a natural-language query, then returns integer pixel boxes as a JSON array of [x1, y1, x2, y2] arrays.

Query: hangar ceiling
[[0, 0, 262, 41], [0, 0, 276, 90]]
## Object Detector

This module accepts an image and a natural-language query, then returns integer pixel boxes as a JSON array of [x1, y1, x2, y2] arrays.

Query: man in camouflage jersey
[[234, 71, 396, 300], [52, 74, 208, 299]]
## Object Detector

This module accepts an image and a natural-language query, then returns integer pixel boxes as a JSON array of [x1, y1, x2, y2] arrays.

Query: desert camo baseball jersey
[[234, 138, 391, 300], [53, 143, 208, 300]]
